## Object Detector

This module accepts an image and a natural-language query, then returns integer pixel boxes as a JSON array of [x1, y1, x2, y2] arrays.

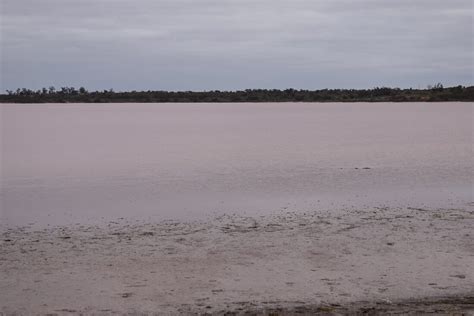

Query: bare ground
[[1, 205, 473, 315]]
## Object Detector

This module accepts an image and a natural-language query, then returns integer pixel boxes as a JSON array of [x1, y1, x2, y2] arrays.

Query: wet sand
[[1, 205, 473, 314]]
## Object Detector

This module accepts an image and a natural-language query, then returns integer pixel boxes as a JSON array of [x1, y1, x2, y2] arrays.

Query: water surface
[[1, 103, 472, 227]]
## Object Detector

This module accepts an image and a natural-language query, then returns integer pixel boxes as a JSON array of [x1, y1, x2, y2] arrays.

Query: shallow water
[[1, 103, 472, 227]]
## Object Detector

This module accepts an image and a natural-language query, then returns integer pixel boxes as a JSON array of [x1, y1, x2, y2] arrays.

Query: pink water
[[1, 103, 472, 227]]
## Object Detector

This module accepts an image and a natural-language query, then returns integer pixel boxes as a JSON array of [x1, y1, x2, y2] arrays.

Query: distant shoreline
[[1, 85, 473, 103]]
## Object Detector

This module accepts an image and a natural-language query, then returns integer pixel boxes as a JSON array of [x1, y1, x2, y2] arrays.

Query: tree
[[433, 83, 444, 91]]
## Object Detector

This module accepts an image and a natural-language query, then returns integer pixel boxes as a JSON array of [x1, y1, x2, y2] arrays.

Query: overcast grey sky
[[1, 0, 472, 91]]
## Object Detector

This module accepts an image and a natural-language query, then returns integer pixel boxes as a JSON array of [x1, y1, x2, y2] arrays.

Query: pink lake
[[1, 102, 472, 228]]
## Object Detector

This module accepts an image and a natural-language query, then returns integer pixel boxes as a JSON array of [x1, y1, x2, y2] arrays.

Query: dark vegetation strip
[[1, 84, 473, 103]]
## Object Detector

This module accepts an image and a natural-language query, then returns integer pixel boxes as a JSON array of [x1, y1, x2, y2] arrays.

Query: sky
[[1, 0, 472, 91]]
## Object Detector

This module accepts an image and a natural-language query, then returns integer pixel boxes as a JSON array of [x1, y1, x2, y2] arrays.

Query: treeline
[[1, 85, 473, 103]]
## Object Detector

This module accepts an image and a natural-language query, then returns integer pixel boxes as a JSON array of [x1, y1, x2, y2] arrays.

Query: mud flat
[[1, 205, 473, 315]]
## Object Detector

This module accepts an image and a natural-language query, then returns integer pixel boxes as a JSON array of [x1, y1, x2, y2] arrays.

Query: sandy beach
[[1, 204, 473, 314]]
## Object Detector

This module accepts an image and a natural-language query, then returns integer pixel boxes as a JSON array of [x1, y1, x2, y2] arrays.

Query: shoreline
[[2, 100, 474, 105], [209, 295, 474, 315], [19, 296, 474, 315], [1, 205, 473, 314], [2, 86, 473, 104]]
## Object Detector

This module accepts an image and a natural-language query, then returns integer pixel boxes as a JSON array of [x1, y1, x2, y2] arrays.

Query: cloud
[[1, 0, 472, 90]]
